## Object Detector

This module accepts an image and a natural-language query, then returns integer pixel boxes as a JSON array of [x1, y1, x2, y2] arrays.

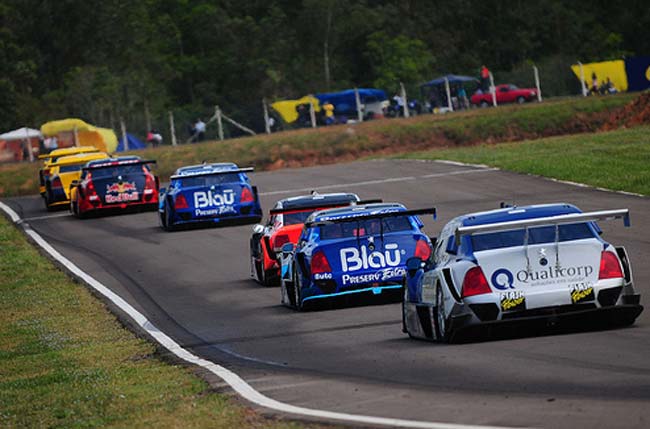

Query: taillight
[[145, 173, 156, 189], [51, 177, 63, 189], [311, 251, 332, 274], [273, 234, 290, 251], [240, 187, 254, 203], [599, 251, 623, 280], [414, 239, 431, 260], [175, 194, 189, 209], [461, 266, 491, 298]]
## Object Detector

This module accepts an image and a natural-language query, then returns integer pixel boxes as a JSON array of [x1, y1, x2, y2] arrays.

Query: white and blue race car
[[402, 203, 643, 342], [159, 162, 262, 231]]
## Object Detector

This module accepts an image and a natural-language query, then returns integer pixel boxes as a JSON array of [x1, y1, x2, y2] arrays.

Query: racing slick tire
[[292, 266, 303, 311], [434, 283, 450, 342], [160, 206, 176, 231], [44, 184, 54, 211]]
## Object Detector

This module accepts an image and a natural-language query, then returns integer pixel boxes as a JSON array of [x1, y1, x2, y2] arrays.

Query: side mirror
[[281, 243, 295, 254], [406, 257, 423, 277], [252, 224, 264, 234]]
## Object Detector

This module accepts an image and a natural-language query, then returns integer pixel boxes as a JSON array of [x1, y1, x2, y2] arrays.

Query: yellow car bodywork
[[39, 147, 102, 196], [43, 152, 109, 209]]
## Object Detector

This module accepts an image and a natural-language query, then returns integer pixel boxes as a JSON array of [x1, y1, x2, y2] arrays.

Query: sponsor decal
[[194, 206, 237, 217], [491, 265, 595, 288], [318, 208, 400, 222], [105, 181, 139, 203], [500, 291, 525, 311], [341, 267, 406, 285], [340, 243, 404, 272], [570, 282, 594, 304], [491, 268, 515, 290], [194, 189, 235, 208], [314, 273, 333, 280]]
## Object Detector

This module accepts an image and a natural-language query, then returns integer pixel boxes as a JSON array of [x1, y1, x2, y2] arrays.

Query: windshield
[[180, 173, 241, 187], [471, 223, 596, 252], [320, 216, 412, 240], [91, 164, 147, 179]]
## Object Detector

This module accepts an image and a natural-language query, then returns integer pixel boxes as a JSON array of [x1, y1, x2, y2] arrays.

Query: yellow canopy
[[271, 95, 321, 124], [40, 118, 118, 153], [571, 60, 628, 92]]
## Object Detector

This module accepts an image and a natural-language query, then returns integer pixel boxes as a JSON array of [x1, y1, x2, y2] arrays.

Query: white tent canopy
[[0, 127, 42, 141]]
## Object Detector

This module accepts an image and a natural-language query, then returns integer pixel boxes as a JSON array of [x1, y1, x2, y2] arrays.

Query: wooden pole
[[309, 101, 317, 128], [533, 65, 543, 102], [263, 98, 271, 134], [120, 118, 129, 151], [444, 78, 451, 112], [169, 111, 177, 146], [489, 72, 497, 107], [221, 112, 256, 136], [216, 105, 224, 141], [578, 62, 587, 96], [144, 97, 151, 132], [400, 82, 410, 118], [354, 87, 363, 122]]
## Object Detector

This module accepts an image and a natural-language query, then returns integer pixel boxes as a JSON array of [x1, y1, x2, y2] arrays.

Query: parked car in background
[[471, 84, 538, 107]]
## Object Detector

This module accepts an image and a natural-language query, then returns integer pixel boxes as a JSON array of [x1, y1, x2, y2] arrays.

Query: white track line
[[260, 167, 497, 197], [0, 199, 521, 429]]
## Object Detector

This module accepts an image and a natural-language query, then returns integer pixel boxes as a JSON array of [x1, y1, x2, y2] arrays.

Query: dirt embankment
[[600, 91, 650, 130]]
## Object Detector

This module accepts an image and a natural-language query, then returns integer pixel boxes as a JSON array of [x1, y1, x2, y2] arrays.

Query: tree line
[[1, 0, 647, 136]]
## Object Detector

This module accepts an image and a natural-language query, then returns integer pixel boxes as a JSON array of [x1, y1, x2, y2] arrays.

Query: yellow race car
[[39, 147, 101, 197], [43, 151, 110, 210]]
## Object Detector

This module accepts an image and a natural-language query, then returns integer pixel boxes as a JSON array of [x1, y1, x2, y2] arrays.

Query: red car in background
[[471, 84, 538, 107], [70, 156, 159, 218], [250, 192, 373, 286]]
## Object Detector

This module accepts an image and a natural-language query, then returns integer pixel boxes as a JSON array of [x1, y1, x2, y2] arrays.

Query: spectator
[[607, 78, 618, 94], [457, 85, 469, 110], [323, 101, 335, 125], [591, 72, 598, 95], [147, 129, 163, 147], [392, 92, 405, 116], [194, 118, 206, 142], [480, 65, 490, 91]]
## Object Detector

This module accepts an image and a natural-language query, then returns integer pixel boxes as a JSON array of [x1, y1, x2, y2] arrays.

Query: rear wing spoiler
[[82, 159, 157, 171], [306, 207, 437, 227], [170, 167, 254, 180], [454, 209, 630, 242], [268, 198, 383, 216]]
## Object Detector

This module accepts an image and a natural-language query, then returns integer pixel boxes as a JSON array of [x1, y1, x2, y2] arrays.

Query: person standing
[[323, 101, 335, 125], [480, 65, 490, 91], [194, 118, 206, 142]]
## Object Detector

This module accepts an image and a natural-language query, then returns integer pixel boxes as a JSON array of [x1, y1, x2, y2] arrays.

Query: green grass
[[398, 126, 650, 196], [0, 216, 321, 429], [0, 93, 635, 198]]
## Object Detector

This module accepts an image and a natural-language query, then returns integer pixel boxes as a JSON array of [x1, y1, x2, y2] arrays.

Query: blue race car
[[279, 203, 436, 310], [402, 203, 643, 343], [158, 162, 262, 231]]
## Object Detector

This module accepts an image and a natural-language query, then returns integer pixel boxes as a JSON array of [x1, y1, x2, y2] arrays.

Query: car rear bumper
[[449, 301, 643, 342], [301, 284, 402, 310]]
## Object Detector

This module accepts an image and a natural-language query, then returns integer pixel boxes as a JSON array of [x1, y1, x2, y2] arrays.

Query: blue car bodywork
[[280, 203, 436, 310], [158, 163, 262, 230]]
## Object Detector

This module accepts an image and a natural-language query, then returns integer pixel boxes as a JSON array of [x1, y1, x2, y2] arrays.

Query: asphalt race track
[[4, 159, 650, 429]]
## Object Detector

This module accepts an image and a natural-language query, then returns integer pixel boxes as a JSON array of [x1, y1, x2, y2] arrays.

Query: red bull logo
[[105, 181, 139, 203]]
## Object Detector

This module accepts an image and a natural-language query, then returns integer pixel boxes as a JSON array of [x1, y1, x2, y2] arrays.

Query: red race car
[[250, 192, 374, 286], [471, 84, 538, 107], [70, 156, 159, 218]]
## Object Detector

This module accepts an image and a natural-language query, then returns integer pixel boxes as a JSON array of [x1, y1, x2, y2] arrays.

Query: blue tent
[[421, 75, 478, 88], [314, 88, 387, 116], [116, 133, 146, 152]]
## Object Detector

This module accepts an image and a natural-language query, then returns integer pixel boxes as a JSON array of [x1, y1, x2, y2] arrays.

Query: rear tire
[[480, 100, 489, 108], [293, 267, 303, 311], [517, 96, 525, 104], [434, 284, 450, 342]]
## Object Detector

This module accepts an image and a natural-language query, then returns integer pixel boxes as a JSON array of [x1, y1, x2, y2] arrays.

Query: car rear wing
[[170, 167, 254, 180], [268, 198, 383, 216], [305, 207, 437, 227], [454, 209, 630, 242], [82, 159, 157, 171]]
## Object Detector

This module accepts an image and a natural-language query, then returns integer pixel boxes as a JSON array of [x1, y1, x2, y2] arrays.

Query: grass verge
[[0, 215, 316, 428], [397, 125, 650, 196], [0, 93, 636, 198]]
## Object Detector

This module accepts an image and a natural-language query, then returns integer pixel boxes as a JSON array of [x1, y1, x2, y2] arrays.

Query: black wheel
[[434, 283, 450, 342], [293, 267, 303, 311], [161, 206, 175, 231], [516, 96, 525, 104], [480, 100, 489, 108], [401, 279, 413, 336]]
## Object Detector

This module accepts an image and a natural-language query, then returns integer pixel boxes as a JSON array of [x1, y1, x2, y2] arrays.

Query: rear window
[[283, 211, 313, 225], [180, 173, 241, 187], [90, 164, 147, 179], [471, 223, 596, 252], [59, 165, 83, 173], [319, 216, 413, 240]]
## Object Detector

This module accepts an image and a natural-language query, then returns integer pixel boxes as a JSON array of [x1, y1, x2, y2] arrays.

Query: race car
[[39, 146, 102, 197], [158, 162, 262, 231], [279, 203, 436, 310], [42, 151, 110, 210], [69, 156, 159, 218], [250, 192, 364, 287], [402, 203, 643, 343]]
